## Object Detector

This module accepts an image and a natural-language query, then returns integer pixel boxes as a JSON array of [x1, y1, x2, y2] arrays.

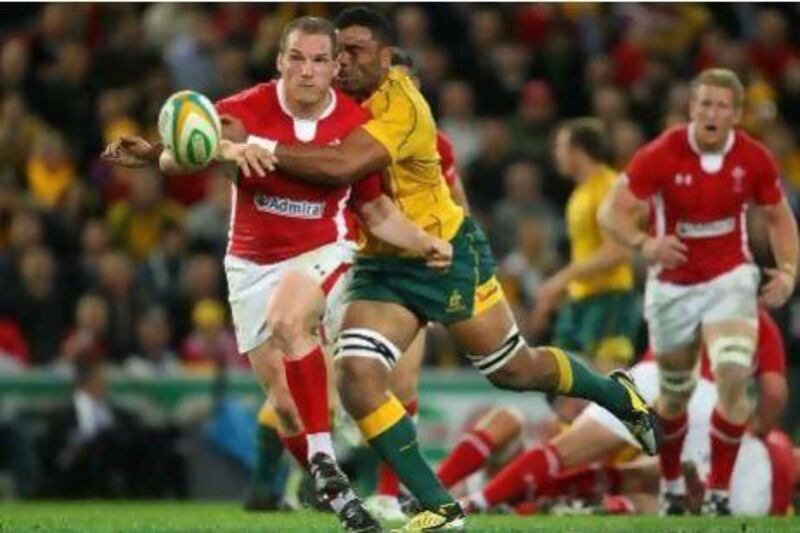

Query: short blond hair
[[690, 68, 745, 109]]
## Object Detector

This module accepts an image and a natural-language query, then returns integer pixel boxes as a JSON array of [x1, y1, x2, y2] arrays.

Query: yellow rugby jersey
[[360, 67, 464, 256], [566, 165, 633, 299]]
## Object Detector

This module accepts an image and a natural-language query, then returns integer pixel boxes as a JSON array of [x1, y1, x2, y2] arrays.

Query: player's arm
[[357, 194, 452, 270], [247, 128, 390, 186], [599, 175, 687, 268], [754, 198, 799, 307]]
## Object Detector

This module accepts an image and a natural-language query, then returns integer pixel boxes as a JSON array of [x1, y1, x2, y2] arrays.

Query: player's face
[[337, 25, 389, 98], [552, 128, 574, 177], [690, 84, 741, 150], [278, 31, 339, 107]]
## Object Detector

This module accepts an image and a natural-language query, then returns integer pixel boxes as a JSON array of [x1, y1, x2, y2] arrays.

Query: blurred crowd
[[2, 3, 800, 376]]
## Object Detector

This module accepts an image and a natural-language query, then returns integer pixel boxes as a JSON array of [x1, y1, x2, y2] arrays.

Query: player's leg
[[247, 340, 308, 466], [267, 267, 381, 530], [437, 407, 523, 489], [699, 264, 761, 515], [369, 329, 425, 519], [267, 269, 333, 465], [334, 300, 459, 516], [463, 416, 627, 511], [447, 299, 659, 455], [651, 342, 699, 514], [702, 319, 757, 515], [243, 400, 289, 511]]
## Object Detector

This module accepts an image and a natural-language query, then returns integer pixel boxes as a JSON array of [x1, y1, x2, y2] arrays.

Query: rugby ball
[[158, 90, 221, 170]]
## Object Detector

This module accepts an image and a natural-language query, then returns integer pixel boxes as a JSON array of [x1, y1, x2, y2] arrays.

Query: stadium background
[[0, 2, 799, 502]]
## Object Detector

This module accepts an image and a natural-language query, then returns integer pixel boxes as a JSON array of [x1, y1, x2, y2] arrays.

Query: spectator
[[59, 293, 109, 365], [490, 161, 562, 259], [138, 221, 188, 312], [439, 80, 483, 168], [124, 306, 180, 378], [748, 9, 796, 85], [106, 168, 183, 261], [0, 91, 46, 180], [26, 130, 76, 209], [12, 246, 69, 365], [38, 358, 146, 498], [185, 168, 231, 254], [174, 252, 224, 341], [181, 298, 241, 370], [463, 118, 514, 215], [0, 310, 29, 370], [507, 81, 557, 170], [96, 250, 146, 361]]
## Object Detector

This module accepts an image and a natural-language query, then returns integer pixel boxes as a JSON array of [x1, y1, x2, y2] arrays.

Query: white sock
[[470, 492, 488, 511], [662, 477, 686, 495], [307, 432, 336, 461], [330, 488, 358, 513]]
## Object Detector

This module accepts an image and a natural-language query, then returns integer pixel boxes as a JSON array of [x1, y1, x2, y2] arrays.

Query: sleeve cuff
[[247, 135, 278, 153]]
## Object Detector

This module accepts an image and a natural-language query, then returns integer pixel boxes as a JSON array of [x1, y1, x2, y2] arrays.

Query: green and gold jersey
[[566, 165, 633, 299], [361, 67, 464, 255]]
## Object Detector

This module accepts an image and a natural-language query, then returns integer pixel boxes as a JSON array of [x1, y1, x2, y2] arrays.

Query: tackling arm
[[752, 372, 788, 436], [265, 127, 391, 186], [358, 195, 451, 269]]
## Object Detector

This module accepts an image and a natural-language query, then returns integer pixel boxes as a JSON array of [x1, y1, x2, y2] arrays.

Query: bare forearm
[[360, 196, 428, 254], [366, 211, 428, 255], [766, 205, 799, 276], [275, 144, 356, 185]]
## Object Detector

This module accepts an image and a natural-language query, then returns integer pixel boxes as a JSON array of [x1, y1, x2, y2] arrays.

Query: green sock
[[254, 424, 285, 487], [548, 346, 632, 418], [358, 396, 453, 510]]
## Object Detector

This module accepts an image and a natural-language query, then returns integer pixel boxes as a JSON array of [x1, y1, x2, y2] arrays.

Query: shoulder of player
[[215, 81, 277, 112], [733, 128, 774, 162], [330, 88, 369, 121]]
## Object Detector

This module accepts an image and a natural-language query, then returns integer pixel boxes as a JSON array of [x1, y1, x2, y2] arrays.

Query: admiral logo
[[674, 173, 693, 186], [253, 194, 324, 219]]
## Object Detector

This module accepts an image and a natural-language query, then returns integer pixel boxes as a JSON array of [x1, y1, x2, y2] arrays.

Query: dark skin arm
[[274, 127, 391, 186]]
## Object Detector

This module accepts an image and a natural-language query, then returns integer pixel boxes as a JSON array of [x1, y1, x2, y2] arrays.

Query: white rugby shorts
[[224, 241, 355, 354], [644, 264, 760, 354]]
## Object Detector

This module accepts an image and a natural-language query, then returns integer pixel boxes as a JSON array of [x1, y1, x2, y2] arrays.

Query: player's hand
[[641, 235, 688, 268], [759, 267, 795, 308], [422, 236, 452, 270], [219, 139, 277, 178], [101, 135, 161, 168]]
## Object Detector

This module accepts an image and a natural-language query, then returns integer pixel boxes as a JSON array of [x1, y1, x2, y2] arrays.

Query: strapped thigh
[[333, 328, 402, 370], [466, 325, 525, 375]]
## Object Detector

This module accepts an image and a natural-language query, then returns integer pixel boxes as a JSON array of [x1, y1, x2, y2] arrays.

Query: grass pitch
[[0, 501, 795, 532]]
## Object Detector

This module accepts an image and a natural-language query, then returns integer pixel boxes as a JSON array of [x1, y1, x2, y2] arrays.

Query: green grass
[[0, 502, 795, 532]]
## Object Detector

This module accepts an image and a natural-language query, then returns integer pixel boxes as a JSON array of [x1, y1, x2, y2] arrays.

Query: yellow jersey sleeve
[[362, 81, 424, 164]]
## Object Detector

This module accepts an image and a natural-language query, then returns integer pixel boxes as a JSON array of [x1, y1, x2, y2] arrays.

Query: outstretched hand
[[101, 135, 160, 168], [218, 140, 278, 178]]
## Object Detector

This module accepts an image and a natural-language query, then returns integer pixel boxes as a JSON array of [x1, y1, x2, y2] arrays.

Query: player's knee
[[658, 367, 696, 415], [270, 311, 309, 353], [468, 326, 528, 390], [335, 356, 388, 411]]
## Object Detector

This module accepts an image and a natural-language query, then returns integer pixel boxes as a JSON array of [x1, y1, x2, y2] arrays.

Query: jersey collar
[[276, 79, 337, 121], [687, 121, 735, 156]]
